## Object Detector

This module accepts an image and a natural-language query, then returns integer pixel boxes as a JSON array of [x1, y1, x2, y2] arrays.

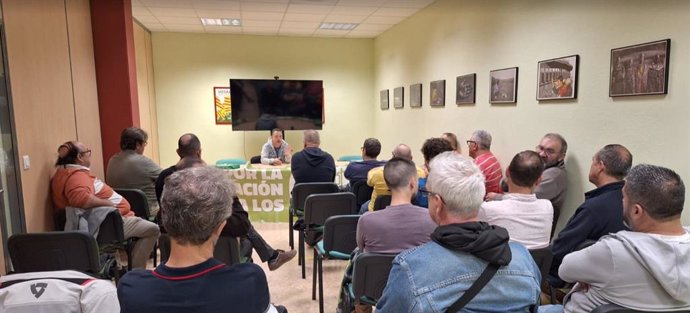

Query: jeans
[[538, 304, 564, 313], [246, 225, 276, 263]]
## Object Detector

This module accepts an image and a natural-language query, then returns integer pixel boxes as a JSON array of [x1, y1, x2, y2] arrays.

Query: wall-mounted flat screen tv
[[230, 79, 324, 131]]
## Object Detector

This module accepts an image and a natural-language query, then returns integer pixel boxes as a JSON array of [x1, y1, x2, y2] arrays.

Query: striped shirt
[[475, 152, 503, 194]]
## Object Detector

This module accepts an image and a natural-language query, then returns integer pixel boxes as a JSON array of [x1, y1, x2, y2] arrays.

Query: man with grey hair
[[118, 167, 287, 313], [467, 130, 503, 195], [290, 129, 335, 184], [548, 144, 631, 287], [541, 164, 690, 313], [535, 133, 568, 235], [377, 152, 541, 312]]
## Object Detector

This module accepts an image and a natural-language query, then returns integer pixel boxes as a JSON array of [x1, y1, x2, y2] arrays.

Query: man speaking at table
[[261, 128, 292, 165]]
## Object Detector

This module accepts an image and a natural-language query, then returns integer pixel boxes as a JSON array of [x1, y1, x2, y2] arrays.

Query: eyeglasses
[[466, 140, 477, 147], [79, 149, 92, 157], [425, 188, 445, 204], [535, 145, 559, 156]]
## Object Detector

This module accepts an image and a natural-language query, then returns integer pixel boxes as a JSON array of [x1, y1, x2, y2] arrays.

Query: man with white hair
[[376, 152, 541, 312], [467, 130, 503, 195]]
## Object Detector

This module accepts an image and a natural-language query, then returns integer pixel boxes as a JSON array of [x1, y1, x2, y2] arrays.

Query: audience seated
[[291, 129, 335, 183], [467, 130, 503, 195], [540, 164, 690, 313], [261, 128, 292, 165], [155, 133, 295, 271], [51, 141, 159, 269], [362, 144, 425, 213], [106, 127, 162, 216], [549, 144, 631, 286], [376, 152, 541, 312], [118, 166, 287, 313], [416, 138, 454, 208], [441, 132, 461, 154], [343, 138, 385, 190], [479, 150, 553, 249]]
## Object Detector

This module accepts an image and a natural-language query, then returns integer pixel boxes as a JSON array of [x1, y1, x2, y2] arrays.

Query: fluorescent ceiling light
[[319, 22, 358, 30], [201, 18, 241, 26]]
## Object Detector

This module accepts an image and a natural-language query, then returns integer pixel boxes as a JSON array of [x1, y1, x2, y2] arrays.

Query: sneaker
[[268, 249, 297, 271]]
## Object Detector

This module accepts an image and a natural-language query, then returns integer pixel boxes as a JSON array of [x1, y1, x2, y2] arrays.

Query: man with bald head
[[363, 144, 425, 212], [290, 129, 335, 184]]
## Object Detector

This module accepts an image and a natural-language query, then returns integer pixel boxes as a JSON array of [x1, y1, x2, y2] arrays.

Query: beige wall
[[152, 33, 374, 167], [133, 21, 160, 163], [2, 0, 102, 235], [373, 0, 690, 229]]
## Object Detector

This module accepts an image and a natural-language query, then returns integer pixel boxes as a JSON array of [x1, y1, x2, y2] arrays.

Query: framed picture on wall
[[537, 55, 579, 100], [430, 80, 445, 107], [410, 83, 422, 107], [489, 67, 518, 104], [609, 39, 670, 97], [214, 86, 232, 124], [456, 73, 476, 104], [380, 89, 389, 109], [393, 86, 404, 108]]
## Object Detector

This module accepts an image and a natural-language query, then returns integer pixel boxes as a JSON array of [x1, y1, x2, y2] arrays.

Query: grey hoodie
[[560, 227, 690, 313]]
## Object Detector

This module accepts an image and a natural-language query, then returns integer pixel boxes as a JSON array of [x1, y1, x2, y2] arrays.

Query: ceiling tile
[[286, 4, 334, 14], [323, 14, 366, 23], [345, 31, 381, 38], [280, 21, 319, 29], [133, 15, 160, 24], [165, 24, 205, 32], [363, 15, 406, 24], [144, 24, 168, 31], [243, 27, 280, 35], [156, 16, 201, 25], [192, 1, 241, 10], [373, 7, 419, 17], [148, 7, 198, 17], [283, 12, 326, 22], [245, 0, 290, 3], [382, 0, 435, 9], [329, 6, 377, 16], [240, 2, 287, 12], [132, 0, 144, 7], [132, 6, 153, 16], [204, 26, 243, 33], [337, 0, 387, 6], [241, 11, 285, 20], [279, 28, 315, 36], [242, 20, 282, 27], [140, 0, 194, 8], [312, 29, 347, 37], [354, 23, 393, 31], [195, 9, 241, 18], [290, 0, 338, 5]]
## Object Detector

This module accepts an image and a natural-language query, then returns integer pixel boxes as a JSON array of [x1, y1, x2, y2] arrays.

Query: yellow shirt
[[367, 166, 426, 211]]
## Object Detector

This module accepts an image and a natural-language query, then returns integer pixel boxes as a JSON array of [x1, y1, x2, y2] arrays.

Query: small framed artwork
[[490, 67, 518, 104], [456, 74, 476, 104], [430, 80, 445, 107], [609, 39, 670, 97], [380, 89, 389, 109], [393, 86, 404, 108], [214, 86, 232, 124], [410, 83, 422, 107], [537, 55, 579, 100]]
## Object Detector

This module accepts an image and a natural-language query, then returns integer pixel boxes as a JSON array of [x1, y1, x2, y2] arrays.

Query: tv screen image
[[230, 79, 324, 131]]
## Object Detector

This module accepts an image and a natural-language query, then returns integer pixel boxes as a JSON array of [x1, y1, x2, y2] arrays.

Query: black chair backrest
[[292, 182, 340, 211], [322, 215, 360, 254], [115, 188, 150, 220], [528, 245, 552, 285], [351, 181, 374, 207], [590, 304, 681, 313], [96, 210, 126, 246], [304, 192, 358, 226], [8, 231, 100, 274], [213, 235, 241, 266], [373, 195, 392, 211], [352, 253, 396, 304], [250, 155, 262, 164]]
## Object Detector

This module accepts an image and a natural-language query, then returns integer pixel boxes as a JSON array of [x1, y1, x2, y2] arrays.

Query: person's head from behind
[[161, 166, 235, 246], [507, 151, 544, 190], [441, 132, 460, 154], [392, 144, 413, 161], [421, 138, 454, 168], [536, 133, 567, 167], [622, 164, 684, 232], [271, 128, 284, 146], [426, 152, 485, 225], [176, 133, 201, 159], [588, 144, 632, 185], [383, 157, 418, 199], [120, 127, 148, 155], [467, 130, 492, 158], [303, 129, 320, 148], [362, 138, 381, 159], [56, 141, 92, 168]]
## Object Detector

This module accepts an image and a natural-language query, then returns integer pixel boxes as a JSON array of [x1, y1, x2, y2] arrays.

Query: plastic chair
[[351, 180, 374, 207], [373, 195, 392, 211], [115, 188, 160, 266], [96, 210, 132, 281], [350, 253, 396, 307], [213, 235, 242, 266], [313, 215, 360, 313], [288, 182, 340, 251], [590, 304, 686, 313], [338, 155, 363, 162], [250, 155, 261, 164], [215, 158, 246, 169], [8, 231, 101, 275], [529, 245, 552, 286], [300, 192, 357, 279]]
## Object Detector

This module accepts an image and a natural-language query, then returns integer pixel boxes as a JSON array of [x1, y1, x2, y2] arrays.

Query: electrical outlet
[[22, 155, 30, 170]]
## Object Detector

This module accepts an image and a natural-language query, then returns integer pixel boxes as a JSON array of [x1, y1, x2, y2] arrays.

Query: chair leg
[[318, 255, 324, 313], [288, 210, 294, 250], [300, 232, 305, 279], [152, 241, 158, 267], [549, 283, 557, 304], [312, 249, 317, 300]]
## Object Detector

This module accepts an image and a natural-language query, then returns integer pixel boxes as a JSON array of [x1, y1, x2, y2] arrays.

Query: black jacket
[[290, 147, 336, 184]]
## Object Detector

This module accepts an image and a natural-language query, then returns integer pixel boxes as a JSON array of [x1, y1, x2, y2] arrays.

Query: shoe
[[268, 249, 297, 271]]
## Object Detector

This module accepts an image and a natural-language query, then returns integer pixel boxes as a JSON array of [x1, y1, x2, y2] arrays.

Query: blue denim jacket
[[376, 241, 541, 313]]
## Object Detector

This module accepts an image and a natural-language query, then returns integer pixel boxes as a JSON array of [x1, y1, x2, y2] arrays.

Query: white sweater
[[479, 193, 553, 249]]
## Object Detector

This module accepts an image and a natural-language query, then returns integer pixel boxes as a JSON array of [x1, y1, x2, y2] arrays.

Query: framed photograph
[[214, 87, 232, 124], [380, 89, 389, 109], [456, 74, 476, 104], [609, 39, 670, 97], [490, 67, 518, 104], [393, 86, 404, 108], [537, 55, 579, 100], [430, 80, 445, 107], [410, 83, 422, 107]]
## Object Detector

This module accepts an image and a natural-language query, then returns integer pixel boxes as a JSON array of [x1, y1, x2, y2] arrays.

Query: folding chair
[[351, 180, 374, 207], [288, 182, 340, 251], [350, 253, 396, 307], [8, 231, 100, 275]]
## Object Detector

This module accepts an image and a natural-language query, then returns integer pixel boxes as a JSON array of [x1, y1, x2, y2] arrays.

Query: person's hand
[[285, 145, 293, 155], [575, 282, 590, 292], [485, 192, 502, 201], [273, 159, 283, 166]]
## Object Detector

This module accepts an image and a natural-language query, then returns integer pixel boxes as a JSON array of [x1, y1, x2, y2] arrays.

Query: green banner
[[228, 167, 291, 222]]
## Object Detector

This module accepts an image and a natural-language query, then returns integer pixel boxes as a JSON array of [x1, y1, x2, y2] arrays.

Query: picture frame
[[490, 67, 518, 104], [537, 55, 579, 100], [430, 80, 445, 107], [214, 86, 232, 124], [393, 86, 404, 108], [410, 83, 422, 107], [609, 39, 670, 97], [456, 74, 476, 104], [380, 89, 389, 109]]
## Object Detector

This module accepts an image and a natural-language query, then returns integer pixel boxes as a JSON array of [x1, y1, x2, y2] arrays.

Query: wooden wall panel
[[133, 22, 159, 163]]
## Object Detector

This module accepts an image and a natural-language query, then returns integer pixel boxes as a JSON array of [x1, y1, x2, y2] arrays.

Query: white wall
[[152, 33, 374, 167], [373, 0, 690, 229]]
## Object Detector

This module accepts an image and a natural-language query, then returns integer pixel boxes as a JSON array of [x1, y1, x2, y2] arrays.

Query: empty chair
[[250, 155, 262, 164], [373, 195, 392, 211], [288, 182, 340, 250], [350, 253, 396, 307], [8, 231, 100, 275], [351, 180, 374, 207]]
